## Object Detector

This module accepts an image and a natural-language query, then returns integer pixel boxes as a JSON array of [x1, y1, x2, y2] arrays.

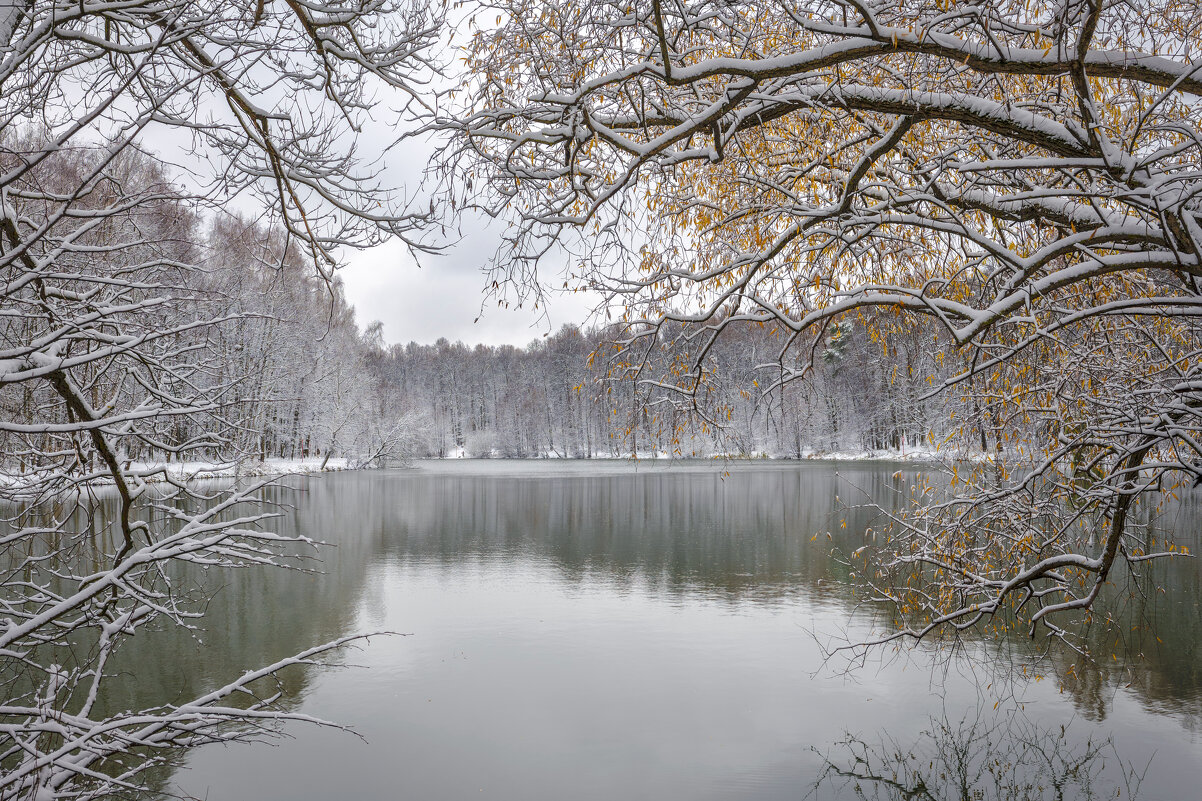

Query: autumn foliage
[[434, 0, 1202, 649]]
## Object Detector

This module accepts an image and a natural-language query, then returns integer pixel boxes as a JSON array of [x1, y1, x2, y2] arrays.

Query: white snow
[[0, 457, 352, 495]]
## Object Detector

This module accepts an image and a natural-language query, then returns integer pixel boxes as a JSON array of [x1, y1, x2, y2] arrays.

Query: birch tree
[[0, 2, 438, 797], [433, 0, 1202, 650]]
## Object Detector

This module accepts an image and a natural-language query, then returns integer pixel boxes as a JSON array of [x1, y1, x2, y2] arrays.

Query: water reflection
[[83, 462, 1202, 799], [291, 463, 1202, 716], [810, 708, 1145, 801]]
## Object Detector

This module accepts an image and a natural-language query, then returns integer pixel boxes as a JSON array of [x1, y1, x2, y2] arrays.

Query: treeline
[[368, 319, 972, 459], [0, 142, 413, 475], [199, 219, 416, 467], [0, 141, 974, 471]]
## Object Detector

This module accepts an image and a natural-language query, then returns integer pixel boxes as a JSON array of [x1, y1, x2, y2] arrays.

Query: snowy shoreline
[[433, 446, 982, 465], [128, 456, 355, 481], [0, 457, 354, 496], [435, 454, 961, 463], [1, 450, 981, 497]]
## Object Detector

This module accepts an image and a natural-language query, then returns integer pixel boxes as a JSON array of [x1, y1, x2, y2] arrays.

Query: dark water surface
[[126, 461, 1201, 800]]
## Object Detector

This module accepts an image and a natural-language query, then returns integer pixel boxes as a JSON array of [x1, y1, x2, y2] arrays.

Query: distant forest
[[0, 149, 970, 473], [365, 317, 978, 461]]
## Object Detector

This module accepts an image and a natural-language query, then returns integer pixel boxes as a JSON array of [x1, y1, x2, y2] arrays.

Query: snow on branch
[[431, 0, 1202, 651]]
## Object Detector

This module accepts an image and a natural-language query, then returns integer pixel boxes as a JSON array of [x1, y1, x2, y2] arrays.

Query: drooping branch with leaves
[[433, 0, 1202, 649]]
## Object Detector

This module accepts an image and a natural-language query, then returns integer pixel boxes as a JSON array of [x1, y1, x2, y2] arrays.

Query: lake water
[[112, 461, 1201, 800]]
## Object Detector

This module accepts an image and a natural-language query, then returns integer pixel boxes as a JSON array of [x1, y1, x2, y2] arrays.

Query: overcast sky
[[141, 30, 600, 349], [143, 50, 597, 349], [315, 78, 613, 349], [340, 228, 598, 348]]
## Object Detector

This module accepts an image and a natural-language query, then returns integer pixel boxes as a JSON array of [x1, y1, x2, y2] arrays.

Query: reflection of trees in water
[[905, 521, 1202, 730], [107, 466, 870, 716], [98, 485, 377, 708], [824, 480, 1202, 727], [810, 709, 1145, 801], [345, 464, 905, 603], [336, 467, 1201, 723], [1035, 495, 1202, 728], [73, 467, 1202, 790], [0, 481, 384, 798]]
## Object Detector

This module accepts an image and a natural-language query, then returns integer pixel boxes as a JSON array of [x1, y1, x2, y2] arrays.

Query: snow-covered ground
[[125, 457, 353, 480], [0, 457, 353, 495], [435, 446, 990, 464], [791, 445, 993, 463], [1, 448, 990, 498]]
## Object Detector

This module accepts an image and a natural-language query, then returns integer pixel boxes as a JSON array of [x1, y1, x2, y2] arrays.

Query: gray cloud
[[342, 235, 598, 347]]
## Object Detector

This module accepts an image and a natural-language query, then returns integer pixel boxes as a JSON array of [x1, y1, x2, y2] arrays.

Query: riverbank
[[0, 457, 354, 497], [434, 445, 983, 465], [129, 456, 355, 481], [0, 449, 984, 498]]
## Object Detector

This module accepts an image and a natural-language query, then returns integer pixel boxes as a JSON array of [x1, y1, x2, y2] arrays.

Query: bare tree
[[0, 2, 438, 797], [431, 0, 1202, 649]]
